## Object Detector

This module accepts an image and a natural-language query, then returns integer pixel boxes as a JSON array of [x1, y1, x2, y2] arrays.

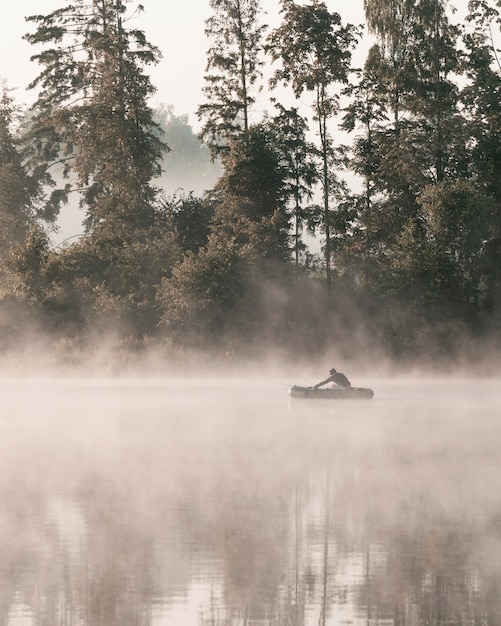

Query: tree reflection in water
[[0, 378, 499, 625]]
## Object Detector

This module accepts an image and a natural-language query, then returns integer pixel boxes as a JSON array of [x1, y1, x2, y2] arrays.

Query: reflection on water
[[0, 377, 500, 625]]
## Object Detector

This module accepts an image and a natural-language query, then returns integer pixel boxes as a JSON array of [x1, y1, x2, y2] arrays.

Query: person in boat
[[314, 368, 352, 389]]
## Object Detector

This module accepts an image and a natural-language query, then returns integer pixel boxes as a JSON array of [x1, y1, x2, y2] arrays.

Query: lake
[[1, 376, 500, 625]]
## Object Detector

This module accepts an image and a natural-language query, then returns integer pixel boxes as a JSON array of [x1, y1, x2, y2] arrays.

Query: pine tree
[[22, 1, 178, 337], [209, 124, 290, 263], [270, 104, 317, 269], [24, 0, 164, 242], [197, 0, 266, 159], [268, 0, 360, 283], [0, 86, 35, 249], [0, 84, 45, 295]]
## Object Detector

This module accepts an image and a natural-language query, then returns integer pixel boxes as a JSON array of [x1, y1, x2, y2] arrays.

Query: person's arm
[[314, 376, 332, 388]]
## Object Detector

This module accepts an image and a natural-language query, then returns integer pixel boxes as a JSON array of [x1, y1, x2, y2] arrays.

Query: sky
[[1, 0, 475, 127], [1, 0, 370, 129], [1, 0, 471, 241]]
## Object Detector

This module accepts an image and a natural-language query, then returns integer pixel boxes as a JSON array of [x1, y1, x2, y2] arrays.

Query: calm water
[[1, 376, 500, 625]]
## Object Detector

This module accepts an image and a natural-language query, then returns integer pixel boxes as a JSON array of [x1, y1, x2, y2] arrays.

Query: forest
[[0, 0, 500, 372]]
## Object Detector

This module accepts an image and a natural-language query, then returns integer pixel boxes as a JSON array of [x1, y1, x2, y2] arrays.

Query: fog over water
[[1, 374, 501, 625]]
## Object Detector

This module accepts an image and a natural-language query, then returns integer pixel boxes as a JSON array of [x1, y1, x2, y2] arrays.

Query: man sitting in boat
[[314, 368, 351, 389]]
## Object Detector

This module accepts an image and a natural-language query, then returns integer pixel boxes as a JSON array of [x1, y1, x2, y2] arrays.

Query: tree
[[160, 191, 214, 254], [197, 0, 267, 159], [268, 0, 360, 283], [8, 226, 51, 301], [460, 0, 501, 320], [156, 243, 252, 349], [462, 0, 501, 202], [21, 0, 176, 336], [339, 0, 468, 303], [363, 0, 464, 184], [209, 124, 290, 263], [408, 180, 497, 318], [269, 104, 318, 269], [0, 84, 49, 297], [341, 45, 389, 214], [0, 86, 36, 251], [24, 0, 164, 242], [407, 0, 463, 183], [43, 216, 181, 336], [363, 0, 415, 132]]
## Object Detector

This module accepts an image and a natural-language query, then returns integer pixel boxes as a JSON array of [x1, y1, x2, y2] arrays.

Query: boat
[[289, 385, 374, 400]]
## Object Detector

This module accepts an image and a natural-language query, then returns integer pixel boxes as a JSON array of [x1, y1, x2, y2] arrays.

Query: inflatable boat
[[289, 385, 374, 400]]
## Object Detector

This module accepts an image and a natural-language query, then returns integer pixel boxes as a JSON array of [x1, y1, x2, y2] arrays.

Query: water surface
[[1, 377, 500, 625]]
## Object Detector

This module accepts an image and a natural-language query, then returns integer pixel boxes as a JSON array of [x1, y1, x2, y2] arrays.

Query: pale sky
[[0, 0, 475, 129], [1, 0, 472, 241], [1, 0, 370, 129], [0, 1, 377, 241]]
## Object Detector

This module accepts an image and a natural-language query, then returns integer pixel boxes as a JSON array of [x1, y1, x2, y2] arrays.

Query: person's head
[[329, 368, 337, 374]]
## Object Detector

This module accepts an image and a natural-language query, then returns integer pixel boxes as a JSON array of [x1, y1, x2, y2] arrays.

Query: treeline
[[0, 0, 500, 369]]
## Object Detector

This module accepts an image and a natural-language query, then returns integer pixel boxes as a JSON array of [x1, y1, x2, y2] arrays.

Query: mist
[[0, 370, 500, 625]]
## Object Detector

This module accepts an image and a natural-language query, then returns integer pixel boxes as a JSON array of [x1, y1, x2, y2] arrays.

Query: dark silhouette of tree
[[160, 191, 214, 254], [362, 0, 465, 189], [341, 46, 389, 215], [333, 0, 481, 355], [270, 104, 318, 270], [210, 124, 290, 263], [21, 0, 178, 337], [363, 0, 415, 133]]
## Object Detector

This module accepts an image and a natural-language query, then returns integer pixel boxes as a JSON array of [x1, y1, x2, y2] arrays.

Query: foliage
[[349, 0, 465, 235], [209, 124, 291, 262], [197, 0, 267, 158], [8, 226, 51, 301], [268, 0, 361, 282], [43, 216, 181, 336], [160, 191, 214, 254], [156, 243, 253, 348], [1, 0, 501, 365], [269, 104, 318, 268], [462, 3, 501, 202], [0, 84, 45, 290], [418, 180, 499, 310], [24, 0, 164, 238]]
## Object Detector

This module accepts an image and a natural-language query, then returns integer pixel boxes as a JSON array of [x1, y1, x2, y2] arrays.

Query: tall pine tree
[[24, 0, 164, 242], [268, 0, 360, 284], [197, 0, 266, 159], [0, 85, 37, 251]]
